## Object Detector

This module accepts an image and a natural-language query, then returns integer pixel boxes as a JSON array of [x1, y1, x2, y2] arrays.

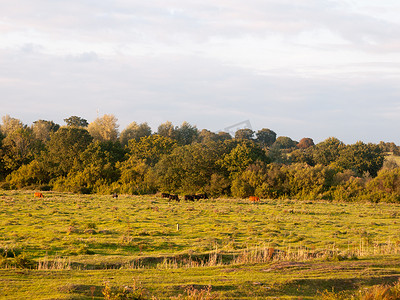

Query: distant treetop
[[64, 116, 89, 128]]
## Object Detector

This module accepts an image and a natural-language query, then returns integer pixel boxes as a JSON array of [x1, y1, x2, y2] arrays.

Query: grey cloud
[[3, 1, 400, 53], [1, 47, 399, 144]]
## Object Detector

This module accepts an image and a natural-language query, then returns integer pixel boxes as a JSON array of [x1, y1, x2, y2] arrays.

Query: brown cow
[[34, 192, 44, 198], [249, 196, 259, 203]]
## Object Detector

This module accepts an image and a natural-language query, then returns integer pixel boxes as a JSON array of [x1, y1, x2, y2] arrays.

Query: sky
[[1, 0, 400, 144]]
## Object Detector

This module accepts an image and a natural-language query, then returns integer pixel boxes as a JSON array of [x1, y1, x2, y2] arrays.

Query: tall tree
[[313, 137, 344, 166], [32, 120, 60, 142], [198, 130, 232, 143], [155, 141, 225, 193], [218, 141, 269, 178], [337, 142, 385, 177], [64, 116, 88, 128], [273, 136, 297, 150], [175, 121, 199, 145], [120, 122, 152, 146], [157, 121, 176, 140], [297, 137, 315, 149], [88, 114, 119, 142], [54, 141, 123, 193], [0, 115, 24, 136], [125, 135, 177, 167], [1, 127, 35, 172], [256, 128, 277, 147], [45, 127, 93, 177], [235, 128, 255, 141]]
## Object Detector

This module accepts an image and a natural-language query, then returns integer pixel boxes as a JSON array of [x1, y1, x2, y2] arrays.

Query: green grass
[[1, 190, 400, 299]]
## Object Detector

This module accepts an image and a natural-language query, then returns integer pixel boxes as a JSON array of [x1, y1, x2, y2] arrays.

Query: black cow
[[184, 195, 195, 201], [169, 194, 180, 201], [195, 193, 208, 200], [161, 193, 170, 198]]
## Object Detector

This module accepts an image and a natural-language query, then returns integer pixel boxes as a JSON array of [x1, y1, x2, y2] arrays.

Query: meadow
[[1, 190, 400, 299]]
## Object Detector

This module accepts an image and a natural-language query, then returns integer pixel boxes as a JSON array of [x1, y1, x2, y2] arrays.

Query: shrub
[[360, 280, 400, 299], [0, 246, 22, 258], [231, 176, 253, 198]]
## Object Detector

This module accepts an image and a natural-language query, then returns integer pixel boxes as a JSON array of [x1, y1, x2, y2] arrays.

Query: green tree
[[155, 141, 227, 193], [337, 142, 385, 177], [118, 159, 156, 195], [207, 173, 231, 197], [45, 127, 93, 177], [119, 122, 152, 146], [5, 160, 50, 189], [1, 127, 35, 172], [256, 128, 277, 147], [175, 121, 199, 145], [64, 116, 88, 128], [366, 168, 400, 202], [218, 141, 269, 179], [88, 114, 119, 142], [198, 130, 232, 143], [52, 141, 123, 194], [0, 133, 6, 180], [125, 135, 177, 167], [272, 136, 297, 150], [235, 128, 255, 141], [231, 176, 253, 198], [0, 115, 24, 137], [231, 161, 267, 198], [31, 120, 60, 142], [157, 121, 176, 140], [312, 137, 344, 166], [284, 163, 336, 200], [289, 148, 314, 165]]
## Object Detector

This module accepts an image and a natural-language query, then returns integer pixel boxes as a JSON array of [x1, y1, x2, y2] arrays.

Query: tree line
[[1, 114, 400, 202]]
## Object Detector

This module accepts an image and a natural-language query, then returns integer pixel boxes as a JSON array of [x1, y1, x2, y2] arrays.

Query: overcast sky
[[1, 1, 400, 144]]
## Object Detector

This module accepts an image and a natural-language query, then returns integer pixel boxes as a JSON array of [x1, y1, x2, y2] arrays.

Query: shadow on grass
[[276, 275, 400, 297], [58, 283, 103, 298]]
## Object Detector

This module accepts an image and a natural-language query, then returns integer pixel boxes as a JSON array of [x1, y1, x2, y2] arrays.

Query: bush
[[231, 176, 253, 198], [0, 246, 22, 258], [0, 250, 36, 269]]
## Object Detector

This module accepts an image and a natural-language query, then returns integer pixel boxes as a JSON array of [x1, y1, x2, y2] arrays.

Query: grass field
[[1, 190, 400, 299]]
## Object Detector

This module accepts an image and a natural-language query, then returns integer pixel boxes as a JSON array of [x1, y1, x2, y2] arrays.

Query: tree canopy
[[0, 114, 397, 202]]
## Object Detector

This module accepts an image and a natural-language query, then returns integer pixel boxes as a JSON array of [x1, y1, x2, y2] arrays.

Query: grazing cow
[[195, 193, 208, 200], [169, 194, 180, 201], [249, 196, 260, 203], [184, 195, 195, 201], [161, 193, 170, 198], [112, 193, 118, 198], [34, 192, 44, 198]]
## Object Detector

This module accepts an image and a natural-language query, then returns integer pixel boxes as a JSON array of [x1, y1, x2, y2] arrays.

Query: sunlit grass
[[1, 190, 400, 298]]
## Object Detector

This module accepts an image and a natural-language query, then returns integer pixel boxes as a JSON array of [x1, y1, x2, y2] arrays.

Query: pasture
[[1, 190, 400, 299]]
